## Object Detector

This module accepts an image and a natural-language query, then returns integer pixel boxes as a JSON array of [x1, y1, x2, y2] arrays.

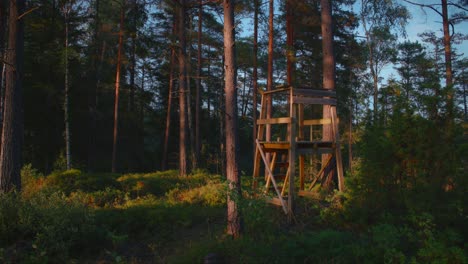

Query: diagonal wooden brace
[[256, 139, 288, 214]]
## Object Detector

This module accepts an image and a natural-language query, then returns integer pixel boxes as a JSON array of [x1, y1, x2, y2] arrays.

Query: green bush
[[165, 180, 225, 206], [0, 191, 106, 263], [21, 164, 46, 198], [69, 188, 127, 208], [45, 169, 119, 194]]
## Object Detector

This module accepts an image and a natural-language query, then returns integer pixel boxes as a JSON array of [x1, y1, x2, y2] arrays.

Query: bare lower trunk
[[187, 15, 196, 170], [87, 0, 100, 172], [112, 4, 125, 173], [321, 0, 335, 186], [195, 0, 202, 167], [64, 4, 71, 170], [162, 22, 176, 170], [224, 0, 241, 238], [0, 0, 6, 149], [0, 0, 24, 192], [348, 108, 353, 173], [252, 0, 258, 157], [178, 0, 188, 176]]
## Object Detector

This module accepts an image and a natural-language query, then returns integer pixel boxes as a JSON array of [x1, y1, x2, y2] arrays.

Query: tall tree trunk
[[64, 3, 71, 170], [195, 0, 202, 168], [129, 0, 137, 111], [186, 15, 196, 170], [252, 0, 258, 157], [441, 0, 453, 121], [361, 15, 379, 120], [0, 0, 7, 151], [321, 0, 335, 186], [112, 3, 125, 173], [0, 0, 24, 192], [348, 106, 353, 173], [463, 68, 467, 121], [219, 56, 225, 175], [162, 20, 177, 171], [88, 0, 100, 172], [264, 0, 274, 178], [266, 0, 273, 142], [224, 0, 241, 238], [178, 0, 188, 176], [286, 0, 294, 85]]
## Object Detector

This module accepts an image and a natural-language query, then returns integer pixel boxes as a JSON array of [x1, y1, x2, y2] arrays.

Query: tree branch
[[403, 0, 444, 17], [18, 6, 40, 20]]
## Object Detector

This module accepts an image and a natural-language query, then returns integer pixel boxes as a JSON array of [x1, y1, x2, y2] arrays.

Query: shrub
[[0, 191, 106, 263], [21, 164, 46, 198], [165, 180, 225, 206], [45, 169, 120, 194]]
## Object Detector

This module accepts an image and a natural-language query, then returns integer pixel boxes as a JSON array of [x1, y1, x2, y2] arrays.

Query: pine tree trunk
[[88, 0, 100, 172], [224, 0, 241, 238], [162, 20, 176, 171], [219, 57, 225, 175], [129, 0, 137, 111], [64, 3, 71, 170], [112, 3, 125, 173], [186, 15, 196, 170], [178, 0, 188, 176], [0, 0, 7, 151], [441, 0, 453, 120], [0, 0, 24, 192], [195, 0, 202, 168], [252, 0, 258, 157], [266, 0, 273, 141], [321, 0, 335, 186], [286, 0, 294, 85], [463, 68, 467, 121]]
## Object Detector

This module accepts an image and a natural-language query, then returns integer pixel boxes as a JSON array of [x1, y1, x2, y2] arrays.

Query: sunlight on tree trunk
[[112, 2, 125, 173], [321, 0, 335, 186], [224, 0, 242, 238]]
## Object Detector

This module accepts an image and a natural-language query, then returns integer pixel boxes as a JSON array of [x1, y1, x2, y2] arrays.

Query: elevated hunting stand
[[253, 86, 344, 219]]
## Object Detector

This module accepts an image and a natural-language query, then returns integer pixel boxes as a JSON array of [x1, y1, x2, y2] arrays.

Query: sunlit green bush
[[165, 180, 225, 206]]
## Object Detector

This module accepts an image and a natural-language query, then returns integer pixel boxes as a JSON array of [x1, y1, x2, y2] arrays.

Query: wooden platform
[[259, 140, 335, 154]]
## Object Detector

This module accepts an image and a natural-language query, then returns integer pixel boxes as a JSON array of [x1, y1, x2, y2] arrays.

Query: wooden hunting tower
[[253, 85, 344, 218]]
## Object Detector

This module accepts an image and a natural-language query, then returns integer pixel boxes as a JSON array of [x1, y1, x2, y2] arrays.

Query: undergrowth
[[0, 165, 466, 263]]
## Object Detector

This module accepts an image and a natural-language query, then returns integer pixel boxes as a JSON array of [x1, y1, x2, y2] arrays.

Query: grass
[[0, 165, 466, 263]]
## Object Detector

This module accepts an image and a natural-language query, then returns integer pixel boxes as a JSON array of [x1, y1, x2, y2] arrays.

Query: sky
[[238, 1, 467, 84], [359, 1, 468, 81], [403, 1, 467, 56]]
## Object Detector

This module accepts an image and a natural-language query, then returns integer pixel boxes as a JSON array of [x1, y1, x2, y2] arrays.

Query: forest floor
[[0, 167, 466, 263]]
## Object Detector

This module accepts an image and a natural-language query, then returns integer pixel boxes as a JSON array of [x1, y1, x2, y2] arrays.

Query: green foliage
[[165, 180, 225, 206], [45, 169, 120, 194], [0, 192, 105, 263], [8, 165, 468, 263]]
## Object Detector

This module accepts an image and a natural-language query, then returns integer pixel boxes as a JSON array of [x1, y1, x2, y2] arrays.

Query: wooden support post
[[281, 167, 290, 196], [309, 154, 333, 190], [288, 90, 296, 221], [253, 93, 267, 188], [298, 104, 305, 190], [331, 106, 345, 191]]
